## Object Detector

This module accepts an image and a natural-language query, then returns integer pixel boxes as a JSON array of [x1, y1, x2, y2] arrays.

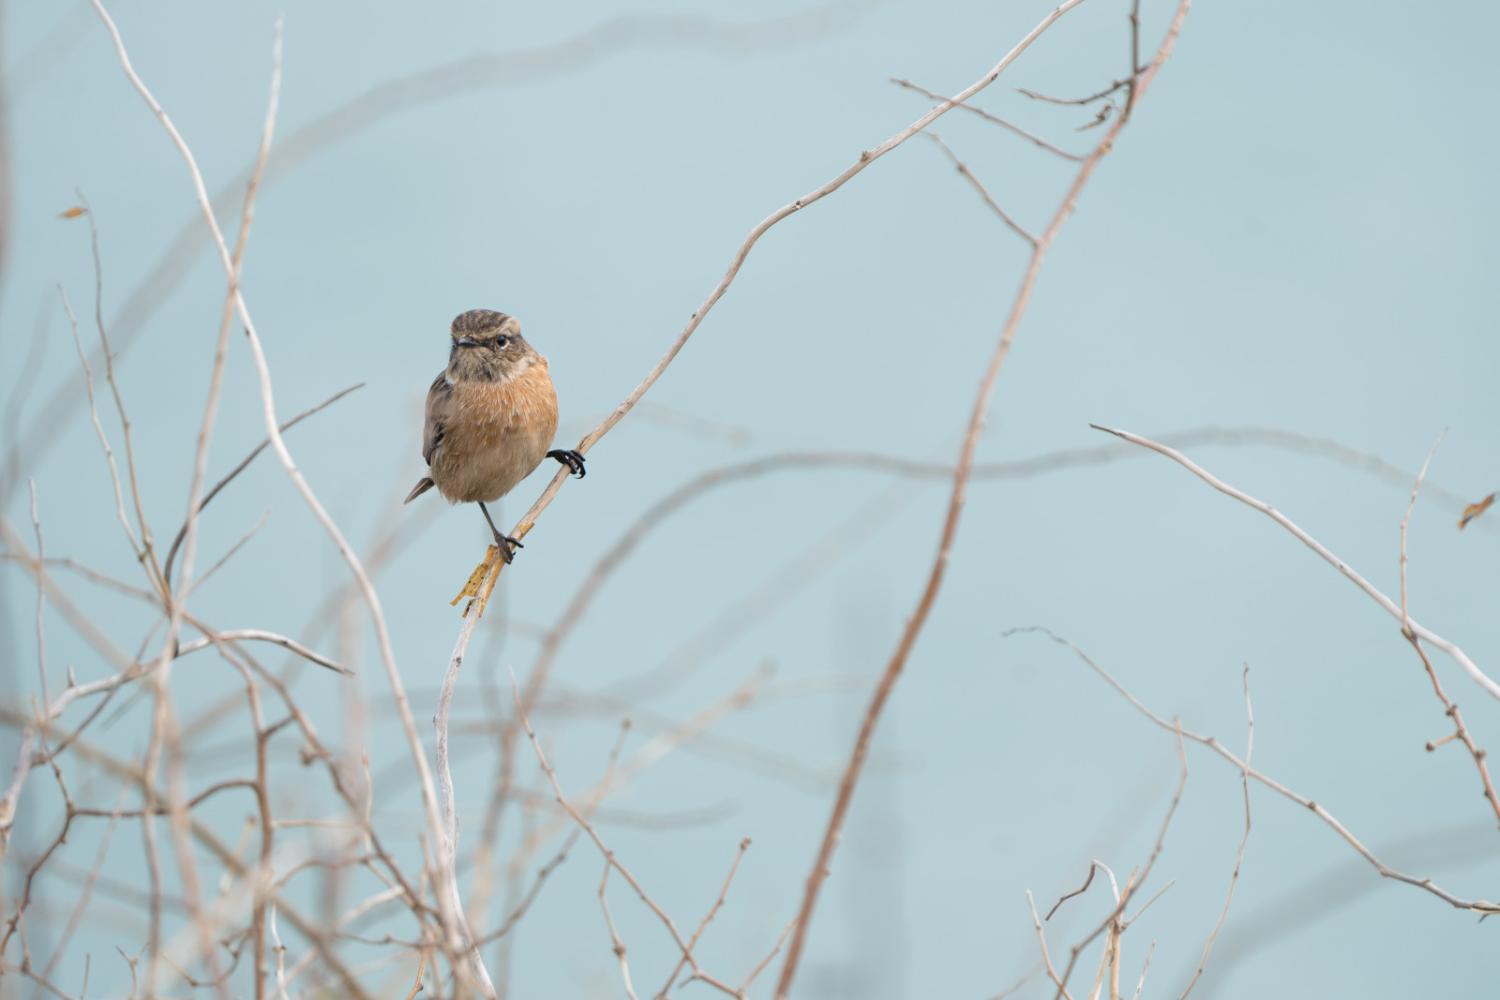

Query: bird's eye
[[494, 335, 509, 349]]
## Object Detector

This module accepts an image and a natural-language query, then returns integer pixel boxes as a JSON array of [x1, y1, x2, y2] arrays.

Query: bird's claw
[[494, 534, 523, 564], [548, 448, 587, 478]]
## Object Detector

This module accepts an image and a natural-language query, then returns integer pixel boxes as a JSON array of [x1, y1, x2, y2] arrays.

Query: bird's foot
[[492, 532, 524, 564], [548, 449, 587, 478]]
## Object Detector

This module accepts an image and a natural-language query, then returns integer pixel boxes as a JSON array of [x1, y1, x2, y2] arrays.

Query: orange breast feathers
[[430, 360, 560, 504]]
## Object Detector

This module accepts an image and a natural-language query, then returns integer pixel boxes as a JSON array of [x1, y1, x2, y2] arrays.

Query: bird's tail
[[403, 477, 435, 504]]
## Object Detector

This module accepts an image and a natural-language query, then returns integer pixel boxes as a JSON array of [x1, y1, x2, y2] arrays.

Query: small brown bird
[[404, 309, 584, 562]]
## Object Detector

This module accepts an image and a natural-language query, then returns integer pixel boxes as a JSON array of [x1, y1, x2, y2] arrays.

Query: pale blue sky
[[3, 1, 1498, 996]]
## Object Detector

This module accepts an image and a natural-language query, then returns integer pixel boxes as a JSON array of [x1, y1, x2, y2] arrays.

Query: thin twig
[[468, 0, 1110, 955], [1124, 0, 1141, 119], [1090, 424, 1500, 701], [515, 423, 1477, 738], [40, 788, 128, 981], [1009, 626, 1500, 914], [80, 198, 162, 587], [1049, 727, 1187, 1000], [10, 716, 372, 997], [89, 2, 461, 982], [268, 904, 290, 1000], [739, 915, 798, 995], [28, 480, 50, 707], [161, 382, 365, 586], [1396, 437, 1500, 829], [1398, 433, 1443, 626], [174, 629, 348, 676], [471, 0, 1105, 628], [433, 605, 494, 993], [890, 77, 1085, 161], [1027, 891, 1075, 1000], [58, 287, 142, 561], [659, 837, 752, 995], [1404, 637, 1500, 828], [165, 13, 284, 626], [1132, 941, 1156, 1000], [1019, 68, 1144, 106], [776, 5, 1194, 992], [405, 950, 429, 1000], [1046, 862, 1100, 921], [1178, 666, 1254, 998], [510, 674, 738, 997], [2, 2, 880, 504], [598, 863, 640, 1000], [190, 510, 271, 592], [923, 132, 1037, 244]]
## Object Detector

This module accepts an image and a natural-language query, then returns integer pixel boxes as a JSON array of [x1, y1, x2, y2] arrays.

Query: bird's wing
[[421, 372, 453, 466]]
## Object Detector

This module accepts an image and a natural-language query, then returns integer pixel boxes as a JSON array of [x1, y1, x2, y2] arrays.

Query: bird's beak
[[454, 336, 481, 348]]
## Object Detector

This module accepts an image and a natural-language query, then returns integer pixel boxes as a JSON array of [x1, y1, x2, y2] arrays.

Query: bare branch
[[1049, 726, 1187, 1000], [1009, 626, 1500, 915], [457, 0, 1107, 619], [28, 480, 50, 707], [2, 2, 881, 505], [659, 837, 752, 995], [58, 287, 143, 561], [1090, 424, 1500, 701], [175, 630, 348, 677], [1178, 667, 1255, 998], [161, 382, 365, 586], [88, 3, 459, 981], [776, 5, 1195, 992], [1027, 891, 1075, 1000], [923, 132, 1037, 244], [510, 674, 738, 997], [598, 863, 641, 1000], [1399, 434, 1443, 625], [1132, 941, 1156, 1000], [1019, 68, 1145, 106], [433, 607, 496, 993], [79, 199, 162, 584], [1125, 0, 1142, 119], [1045, 862, 1100, 921], [891, 77, 1085, 161]]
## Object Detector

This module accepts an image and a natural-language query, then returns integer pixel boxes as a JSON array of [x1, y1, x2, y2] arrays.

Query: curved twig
[[1009, 626, 1500, 915], [1090, 424, 1500, 701], [162, 382, 364, 586], [776, 4, 1194, 993]]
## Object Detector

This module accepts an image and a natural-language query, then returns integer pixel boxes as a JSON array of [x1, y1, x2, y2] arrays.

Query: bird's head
[[447, 309, 537, 382]]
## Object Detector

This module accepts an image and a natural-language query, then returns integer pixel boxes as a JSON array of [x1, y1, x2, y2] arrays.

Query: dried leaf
[[58, 206, 87, 220], [1458, 493, 1495, 530]]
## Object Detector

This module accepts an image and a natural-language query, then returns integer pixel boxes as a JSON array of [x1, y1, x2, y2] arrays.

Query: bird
[[404, 308, 585, 564]]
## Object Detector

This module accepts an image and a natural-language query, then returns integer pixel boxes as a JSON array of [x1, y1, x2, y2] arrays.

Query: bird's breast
[[431, 364, 559, 503]]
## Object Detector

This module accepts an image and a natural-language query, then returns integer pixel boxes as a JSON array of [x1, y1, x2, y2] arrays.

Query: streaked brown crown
[[451, 309, 516, 338]]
